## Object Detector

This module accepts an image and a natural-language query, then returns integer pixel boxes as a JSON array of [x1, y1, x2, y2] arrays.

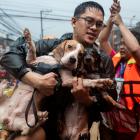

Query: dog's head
[[52, 40, 84, 70], [83, 47, 101, 72], [76, 46, 104, 78]]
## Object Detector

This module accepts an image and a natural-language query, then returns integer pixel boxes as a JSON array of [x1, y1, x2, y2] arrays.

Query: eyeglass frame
[[76, 16, 104, 29]]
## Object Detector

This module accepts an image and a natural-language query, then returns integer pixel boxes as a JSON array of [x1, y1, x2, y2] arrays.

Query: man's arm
[[0, 36, 62, 78], [21, 71, 58, 96], [0, 37, 62, 95]]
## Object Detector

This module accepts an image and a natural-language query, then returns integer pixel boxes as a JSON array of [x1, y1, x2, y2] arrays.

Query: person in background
[[0, 1, 117, 140], [99, 1, 140, 140]]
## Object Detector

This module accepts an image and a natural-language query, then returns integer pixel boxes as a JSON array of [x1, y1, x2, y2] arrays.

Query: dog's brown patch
[[52, 40, 84, 63]]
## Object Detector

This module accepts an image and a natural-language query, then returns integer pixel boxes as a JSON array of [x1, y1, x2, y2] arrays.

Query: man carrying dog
[[0, 1, 117, 140]]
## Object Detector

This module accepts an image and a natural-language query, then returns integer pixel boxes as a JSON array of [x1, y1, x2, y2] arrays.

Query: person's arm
[[99, 0, 120, 56], [0, 37, 61, 78], [112, 14, 140, 66], [99, 18, 114, 56], [0, 37, 62, 95], [21, 71, 58, 96]]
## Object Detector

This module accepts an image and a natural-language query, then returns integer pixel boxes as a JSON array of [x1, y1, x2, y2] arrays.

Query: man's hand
[[111, 14, 123, 27], [22, 71, 58, 96], [110, 0, 122, 26], [71, 77, 94, 106], [110, 0, 121, 15], [36, 72, 58, 96]]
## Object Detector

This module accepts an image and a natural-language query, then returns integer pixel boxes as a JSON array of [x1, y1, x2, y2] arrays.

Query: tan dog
[[0, 30, 88, 137]]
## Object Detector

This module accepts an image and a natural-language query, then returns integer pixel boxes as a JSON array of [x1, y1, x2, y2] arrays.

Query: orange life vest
[[112, 53, 140, 110]]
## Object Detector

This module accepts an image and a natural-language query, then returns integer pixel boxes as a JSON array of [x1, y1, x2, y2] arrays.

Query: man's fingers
[[72, 77, 78, 88], [113, 0, 118, 2], [77, 77, 84, 89], [71, 77, 78, 93], [72, 77, 85, 94], [111, 0, 121, 14]]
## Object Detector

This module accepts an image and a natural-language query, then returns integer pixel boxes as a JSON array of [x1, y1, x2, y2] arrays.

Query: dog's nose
[[69, 57, 76, 64], [85, 57, 91, 62]]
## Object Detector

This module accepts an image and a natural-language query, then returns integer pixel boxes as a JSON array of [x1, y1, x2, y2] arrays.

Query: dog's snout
[[69, 57, 76, 64], [85, 57, 91, 62]]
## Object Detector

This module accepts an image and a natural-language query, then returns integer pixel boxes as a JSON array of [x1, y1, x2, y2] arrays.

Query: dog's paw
[[103, 94, 126, 110]]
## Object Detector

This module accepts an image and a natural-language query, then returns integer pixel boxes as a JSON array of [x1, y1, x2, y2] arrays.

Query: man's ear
[[71, 17, 77, 28]]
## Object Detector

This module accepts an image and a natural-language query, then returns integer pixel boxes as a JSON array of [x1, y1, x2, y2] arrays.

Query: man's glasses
[[77, 16, 104, 29]]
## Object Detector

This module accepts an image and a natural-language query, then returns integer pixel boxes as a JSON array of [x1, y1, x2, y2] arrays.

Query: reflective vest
[[112, 53, 140, 110]]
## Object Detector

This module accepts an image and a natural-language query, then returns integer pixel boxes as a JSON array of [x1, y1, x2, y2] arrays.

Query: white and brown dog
[[0, 35, 85, 136]]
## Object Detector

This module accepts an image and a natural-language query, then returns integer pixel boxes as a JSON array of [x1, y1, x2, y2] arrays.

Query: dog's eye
[[67, 45, 72, 49]]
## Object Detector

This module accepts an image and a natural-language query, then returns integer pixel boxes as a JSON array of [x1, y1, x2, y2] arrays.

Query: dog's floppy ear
[[52, 40, 67, 62]]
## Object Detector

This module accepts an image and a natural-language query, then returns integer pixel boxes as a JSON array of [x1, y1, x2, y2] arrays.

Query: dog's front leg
[[60, 70, 73, 87], [101, 91, 126, 109], [83, 78, 113, 88], [60, 72, 113, 89]]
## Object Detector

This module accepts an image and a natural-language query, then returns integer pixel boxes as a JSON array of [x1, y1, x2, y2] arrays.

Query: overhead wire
[[0, 16, 22, 35], [0, 8, 22, 32], [0, 28, 15, 36], [0, 13, 70, 21], [0, 0, 139, 39], [0, 21, 20, 36], [0, 1, 74, 15], [0, 8, 22, 35], [1, 8, 72, 18]]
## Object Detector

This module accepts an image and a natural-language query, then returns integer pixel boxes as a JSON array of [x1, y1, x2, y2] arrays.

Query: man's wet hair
[[74, 1, 105, 17]]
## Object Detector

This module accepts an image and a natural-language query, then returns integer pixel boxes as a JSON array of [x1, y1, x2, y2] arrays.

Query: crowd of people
[[0, 0, 140, 140]]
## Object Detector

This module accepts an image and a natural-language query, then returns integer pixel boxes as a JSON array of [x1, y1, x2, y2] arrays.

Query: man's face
[[119, 38, 131, 60], [72, 7, 104, 45]]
